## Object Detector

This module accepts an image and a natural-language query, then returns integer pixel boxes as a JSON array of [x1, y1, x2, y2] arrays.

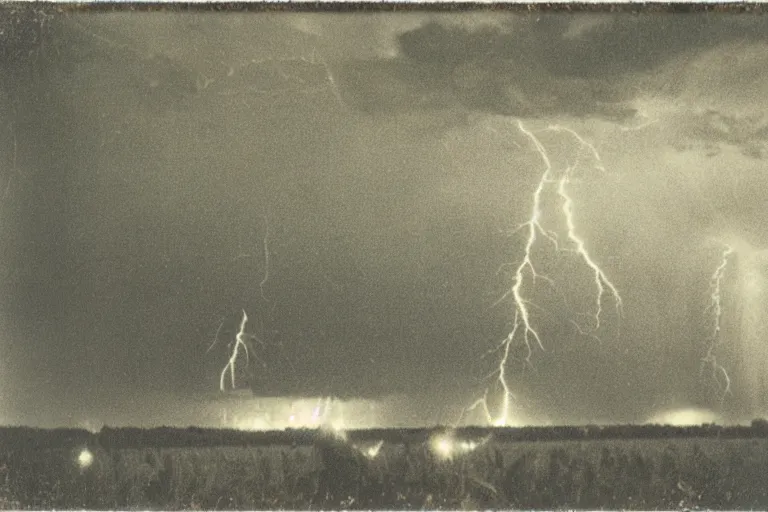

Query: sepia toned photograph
[[1, 3, 768, 509]]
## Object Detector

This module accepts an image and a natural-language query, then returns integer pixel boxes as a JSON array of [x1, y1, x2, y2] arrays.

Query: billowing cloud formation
[[675, 110, 768, 159], [337, 13, 768, 124]]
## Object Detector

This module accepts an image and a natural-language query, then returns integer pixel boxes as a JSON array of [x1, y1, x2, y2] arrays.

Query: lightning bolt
[[557, 176, 624, 330], [461, 316, 519, 427], [214, 49, 345, 111], [205, 319, 225, 355], [307, 48, 347, 111], [260, 215, 270, 302], [472, 120, 623, 427], [211, 209, 275, 393], [701, 243, 734, 400], [219, 309, 250, 391], [1, 128, 16, 205]]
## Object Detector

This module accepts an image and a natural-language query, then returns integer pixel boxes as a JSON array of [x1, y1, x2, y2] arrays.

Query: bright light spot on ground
[[429, 432, 489, 460], [366, 440, 384, 459], [77, 449, 94, 469], [353, 440, 384, 459], [647, 408, 721, 426], [431, 435, 455, 460]]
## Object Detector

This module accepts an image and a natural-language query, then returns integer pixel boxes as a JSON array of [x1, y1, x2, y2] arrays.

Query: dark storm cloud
[[675, 109, 768, 160], [534, 13, 768, 78], [338, 13, 768, 122], [338, 18, 636, 121]]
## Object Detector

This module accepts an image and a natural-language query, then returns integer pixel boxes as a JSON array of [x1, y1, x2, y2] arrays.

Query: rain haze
[[1, 6, 768, 430]]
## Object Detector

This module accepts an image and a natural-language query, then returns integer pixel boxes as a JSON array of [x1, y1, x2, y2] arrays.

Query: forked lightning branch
[[702, 243, 734, 400], [468, 120, 624, 427]]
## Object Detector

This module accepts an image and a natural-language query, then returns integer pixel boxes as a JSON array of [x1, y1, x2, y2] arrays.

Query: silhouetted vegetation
[[2, 423, 768, 508]]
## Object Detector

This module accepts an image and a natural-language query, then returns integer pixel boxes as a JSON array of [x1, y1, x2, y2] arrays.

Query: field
[[1, 423, 768, 509]]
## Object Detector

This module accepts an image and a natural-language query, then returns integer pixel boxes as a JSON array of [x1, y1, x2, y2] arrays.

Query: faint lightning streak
[[619, 118, 659, 133], [462, 389, 494, 426], [544, 125, 606, 173], [2, 130, 16, 203], [219, 310, 249, 391], [701, 244, 733, 400], [0, 126, 17, 215], [260, 216, 270, 302], [206, 320, 225, 354], [569, 319, 602, 344], [307, 49, 346, 111]]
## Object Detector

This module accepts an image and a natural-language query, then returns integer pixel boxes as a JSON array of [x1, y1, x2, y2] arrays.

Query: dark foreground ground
[[1, 422, 768, 509]]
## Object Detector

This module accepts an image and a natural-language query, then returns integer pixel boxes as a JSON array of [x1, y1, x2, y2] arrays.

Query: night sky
[[2, 7, 768, 428]]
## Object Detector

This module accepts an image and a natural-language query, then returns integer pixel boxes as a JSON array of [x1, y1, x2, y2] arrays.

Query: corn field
[[1, 425, 767, 509]]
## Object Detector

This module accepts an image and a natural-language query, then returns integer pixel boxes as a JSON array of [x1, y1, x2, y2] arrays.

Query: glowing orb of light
[[77, 449, 94, 469], [429, 434, 455, 460], [365, 440, 384, 459], [647, 408, 720, 426]]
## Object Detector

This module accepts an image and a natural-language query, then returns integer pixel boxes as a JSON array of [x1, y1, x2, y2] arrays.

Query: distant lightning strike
[[476, 120, 623, 427], [213, 213, 272, 393], [701, 244, 734, 400], [220, 310, 250, 392], [260, 215, 270, 302], [463, 316, 519, 427], [206, 320, 225, 355], [307, 49, 347, 111], [2, 129, 16, 205]]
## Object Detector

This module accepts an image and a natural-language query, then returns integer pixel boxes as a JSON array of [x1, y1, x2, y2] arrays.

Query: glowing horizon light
[[77, 449, 94, 469], [430, 434, 455, 460], [647, 408, 720, 426]]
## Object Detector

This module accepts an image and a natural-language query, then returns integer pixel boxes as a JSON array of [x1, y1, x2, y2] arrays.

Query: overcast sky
[[1, 8, 768, 427]]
